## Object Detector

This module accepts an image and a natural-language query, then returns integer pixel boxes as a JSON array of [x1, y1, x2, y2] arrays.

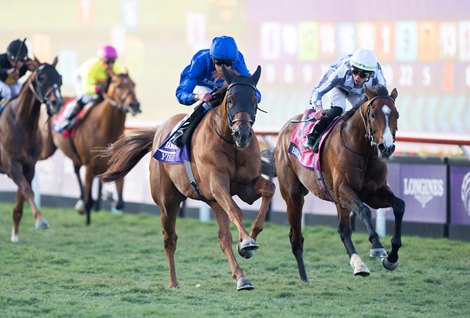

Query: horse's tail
[[99, 127, 156, 182], [261, 149, 276, 177]]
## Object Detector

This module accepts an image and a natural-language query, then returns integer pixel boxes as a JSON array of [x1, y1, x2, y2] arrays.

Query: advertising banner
[[399, 163, 447, 223], [450, 165, 470, 225]]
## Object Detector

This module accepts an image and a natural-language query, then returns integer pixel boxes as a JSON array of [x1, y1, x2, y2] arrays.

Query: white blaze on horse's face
[[381, 105, 394, 148]]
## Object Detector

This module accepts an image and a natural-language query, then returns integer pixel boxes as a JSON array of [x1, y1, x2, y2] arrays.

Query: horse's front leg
[[211, 204, 253, 291], [73, 163, 86, 214], [83, 166, 95, 225], [9, 163, 49, 242], [209, 179, 253, 251], [367, 187, 405, 270], [336, 205, 370, 276], [237, 176, 276, 241], [11, 190, 25, 242], [336, 185, 373, 276]]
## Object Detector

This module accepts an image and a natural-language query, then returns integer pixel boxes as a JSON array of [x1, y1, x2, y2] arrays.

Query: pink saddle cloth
[[288, 109, 340, 202]]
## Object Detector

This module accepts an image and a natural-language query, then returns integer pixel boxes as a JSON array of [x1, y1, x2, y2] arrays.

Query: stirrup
[[170, 130, 184, 147]]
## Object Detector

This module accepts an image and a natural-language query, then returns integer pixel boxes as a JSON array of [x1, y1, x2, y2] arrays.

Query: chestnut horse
[[0, 57, 64, 242], [100, 66, 275, 290], [50, 72, 140, 225], [263, 85, 405, 281]]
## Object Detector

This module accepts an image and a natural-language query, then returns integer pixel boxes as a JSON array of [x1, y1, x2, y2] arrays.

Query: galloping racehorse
[[263, 85, 405, 280], [99, 66, 275, 290], [51, 71, 140, 225], [0, 57, 64, 242]]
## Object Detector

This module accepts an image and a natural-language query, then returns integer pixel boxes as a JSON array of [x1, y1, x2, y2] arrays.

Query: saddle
[[53, 98, 100, 137]]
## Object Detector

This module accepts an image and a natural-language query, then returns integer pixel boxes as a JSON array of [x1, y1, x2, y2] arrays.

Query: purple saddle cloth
[[153, 117, 190, 164]]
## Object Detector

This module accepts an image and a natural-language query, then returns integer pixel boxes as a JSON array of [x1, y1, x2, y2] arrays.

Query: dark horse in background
[[46, 71, 141, 225], [262, 85, 405, 281], [99, 65, 275, 290], [0, 57, 64, 242]]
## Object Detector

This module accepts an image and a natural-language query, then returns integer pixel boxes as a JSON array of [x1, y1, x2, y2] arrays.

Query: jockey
[[58, 44, 124, 131], [303, 48, 387, 152], [0, 39, 35, 102], [171, 35, 261, 147]]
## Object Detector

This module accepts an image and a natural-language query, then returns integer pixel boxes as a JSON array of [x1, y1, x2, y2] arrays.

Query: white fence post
[[376, 208, 386, 237], [199, 203, 211, 222], [32, 173, 41, 208]]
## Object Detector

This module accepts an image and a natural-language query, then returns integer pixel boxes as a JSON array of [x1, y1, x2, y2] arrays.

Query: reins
[[340, 95, 395, 157]]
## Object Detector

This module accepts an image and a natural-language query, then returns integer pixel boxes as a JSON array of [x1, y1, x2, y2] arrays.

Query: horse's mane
[[342, 84, 389, 121]]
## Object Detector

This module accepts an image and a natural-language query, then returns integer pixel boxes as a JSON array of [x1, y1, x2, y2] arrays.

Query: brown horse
[[0, 57, 64, 242], [263, 85, 405, 281], [50, 71, 140, 225], [99, 65, 275, 290]]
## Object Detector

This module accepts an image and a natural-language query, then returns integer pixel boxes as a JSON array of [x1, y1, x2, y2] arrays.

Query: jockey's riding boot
[[171, 103, 207, 147], [170, 122, 188, 147], [303, 130, 320, 151], [58, 101, 83, 132]]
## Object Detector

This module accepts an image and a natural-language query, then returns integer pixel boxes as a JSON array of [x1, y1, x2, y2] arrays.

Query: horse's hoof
[[237, 238, 258, 259], [350, 253, 370, 277], [354, 269, 371, 277], [35, 219, 49, 229], [240, 237, 259, 251], [11, 231, 19, 243], [382, 257, 399, 271], [237, 277, 254, 291], [75, 200, 85, 214], [111, 207, 123, 215], [237, 243, 254, 259], [370, 248, 388, 258]]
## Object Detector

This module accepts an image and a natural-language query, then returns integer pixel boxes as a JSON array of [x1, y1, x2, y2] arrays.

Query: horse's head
[[362, 85, 399, 159], [105, 71, 141, 116], [30, 56, 64, 115], [221, 65, 261, 149]]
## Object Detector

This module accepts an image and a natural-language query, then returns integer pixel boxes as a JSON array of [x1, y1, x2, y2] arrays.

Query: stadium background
[[1, 0, 470, 240], [1, 0, 469, 137]]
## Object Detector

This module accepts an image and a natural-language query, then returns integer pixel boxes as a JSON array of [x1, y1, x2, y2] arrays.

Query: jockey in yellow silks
[[57, 44, 124, 131]]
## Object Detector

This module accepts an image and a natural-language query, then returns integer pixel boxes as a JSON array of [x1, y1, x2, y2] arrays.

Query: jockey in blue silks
[[171, 35, 261, 147]]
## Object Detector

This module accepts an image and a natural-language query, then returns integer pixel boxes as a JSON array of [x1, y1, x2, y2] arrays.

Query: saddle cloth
[[153, 116, 190, 164], [288, 110, 340, 202], [52, 98, 90, 138]]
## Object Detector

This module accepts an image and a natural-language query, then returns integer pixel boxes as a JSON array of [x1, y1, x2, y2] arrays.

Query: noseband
[[359, 95, 395, 146]]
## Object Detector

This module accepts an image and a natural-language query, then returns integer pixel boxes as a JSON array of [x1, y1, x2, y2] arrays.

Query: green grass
[[0, 203, 469, 317]]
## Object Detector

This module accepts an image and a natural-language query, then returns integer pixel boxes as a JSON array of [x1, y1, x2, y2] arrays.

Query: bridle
[[28, 64, 63, 116], [103, 76, 140, 115], [224, 81, 258, 136], [359, 95, 396, 147]]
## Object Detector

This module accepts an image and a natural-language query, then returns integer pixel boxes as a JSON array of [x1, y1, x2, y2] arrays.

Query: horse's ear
[[52, 56, 59, 68], [251, 65, 261, 86], [365, 86, 373, 100], [222, 64, 234, 84], [390, 88, 398, 101]]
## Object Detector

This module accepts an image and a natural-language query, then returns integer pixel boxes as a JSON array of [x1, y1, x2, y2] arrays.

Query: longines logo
[[403, 178, 444, 208], [461, 172, 470, 216]]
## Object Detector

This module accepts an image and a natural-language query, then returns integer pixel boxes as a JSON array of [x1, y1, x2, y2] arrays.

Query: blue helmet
[[209, 36, 238, 61]]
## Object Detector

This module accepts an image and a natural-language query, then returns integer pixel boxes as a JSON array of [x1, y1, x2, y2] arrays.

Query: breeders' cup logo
[[403, 178, 444, 208], [461, 172, 470, 215]]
